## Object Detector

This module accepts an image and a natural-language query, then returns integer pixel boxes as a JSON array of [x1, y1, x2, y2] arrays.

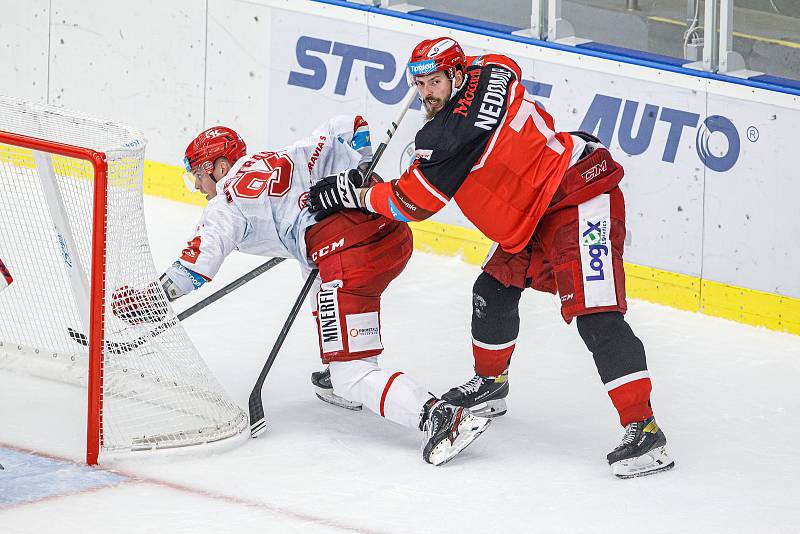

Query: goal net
[[0, 95, 248, 464]]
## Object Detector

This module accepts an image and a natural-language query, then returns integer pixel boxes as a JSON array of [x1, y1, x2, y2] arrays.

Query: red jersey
[[365, 54, 574, 253]]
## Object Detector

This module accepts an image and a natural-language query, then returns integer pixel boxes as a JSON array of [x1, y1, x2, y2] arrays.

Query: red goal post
[[0, 96, 247, 464]]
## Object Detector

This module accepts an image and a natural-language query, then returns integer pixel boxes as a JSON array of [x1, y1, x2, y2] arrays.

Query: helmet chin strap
[[449, 69, 465, 101]]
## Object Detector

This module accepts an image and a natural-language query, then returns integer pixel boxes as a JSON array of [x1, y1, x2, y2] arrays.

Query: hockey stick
[[248, 268, 318, 438], [363, 86, 417, 180], [175, 257, 286, 321], [68, 257, 287, 355], [248, 94, 417, 436]]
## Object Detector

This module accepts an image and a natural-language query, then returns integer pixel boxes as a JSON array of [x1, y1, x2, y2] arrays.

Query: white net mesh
[[0, 95, 247, 456]]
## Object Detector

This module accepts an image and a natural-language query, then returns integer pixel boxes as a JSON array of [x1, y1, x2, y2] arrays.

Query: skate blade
[[428, 413, 492, 466], [612, 446, 675, 479], [468, 398, 507, 418], [315, 387, 363, 411]]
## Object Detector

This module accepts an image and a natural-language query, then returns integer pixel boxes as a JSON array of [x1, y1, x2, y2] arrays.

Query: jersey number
[[232, 152, 294, 199], [509, 96, 566, 156]]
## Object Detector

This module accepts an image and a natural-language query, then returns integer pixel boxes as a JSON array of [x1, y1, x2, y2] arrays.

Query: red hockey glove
[[111, 282, 169, 325]]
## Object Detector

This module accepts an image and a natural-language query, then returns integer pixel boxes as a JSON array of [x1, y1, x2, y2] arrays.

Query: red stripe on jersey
[[379, 371, 404, 417], [407, 166, 449, 204], [366, 166, 447, 222]]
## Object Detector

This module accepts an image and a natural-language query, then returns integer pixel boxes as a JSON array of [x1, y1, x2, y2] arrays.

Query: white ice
[[2, 195, 800, 534]]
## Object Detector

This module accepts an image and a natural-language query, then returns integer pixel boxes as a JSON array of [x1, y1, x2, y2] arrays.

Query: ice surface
[[1, 195, 799, 533]]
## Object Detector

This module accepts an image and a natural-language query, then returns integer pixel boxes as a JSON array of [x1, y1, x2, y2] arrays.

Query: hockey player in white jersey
[[110, 116, 490, 465]]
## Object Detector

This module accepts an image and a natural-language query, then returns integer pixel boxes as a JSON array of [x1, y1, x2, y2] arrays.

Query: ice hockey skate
[[607, 416, 675, 479], [421, 399, 491, 466], [441, 370, 509, 418], [311, 366, 363, 410]]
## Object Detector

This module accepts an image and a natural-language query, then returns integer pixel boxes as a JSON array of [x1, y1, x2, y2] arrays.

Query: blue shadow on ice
[[0, 447, 127, 507]]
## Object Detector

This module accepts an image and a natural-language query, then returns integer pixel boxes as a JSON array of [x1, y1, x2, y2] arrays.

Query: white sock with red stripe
[[329, 357, 433, 430]]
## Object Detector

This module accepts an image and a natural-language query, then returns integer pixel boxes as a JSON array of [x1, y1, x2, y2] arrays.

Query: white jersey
[[166, 115, 371, 294]]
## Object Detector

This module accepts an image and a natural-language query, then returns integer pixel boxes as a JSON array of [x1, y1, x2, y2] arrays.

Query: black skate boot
[[607, 416, 675, 479], [311, 366, 362, 411], [420, 398, 491, 466], [441, 370, 509, 418]]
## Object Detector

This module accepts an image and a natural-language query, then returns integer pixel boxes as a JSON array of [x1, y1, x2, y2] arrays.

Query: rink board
[[0, 0, 798, 334]]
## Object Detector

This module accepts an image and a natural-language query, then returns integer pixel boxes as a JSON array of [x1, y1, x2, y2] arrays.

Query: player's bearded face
[[414, 72, 451, 120]]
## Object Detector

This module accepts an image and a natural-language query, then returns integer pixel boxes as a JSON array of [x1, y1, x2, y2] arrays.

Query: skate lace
[[425, 405, 446, 438], [455, 375, 484, 395], [619, 421, 640, 446]]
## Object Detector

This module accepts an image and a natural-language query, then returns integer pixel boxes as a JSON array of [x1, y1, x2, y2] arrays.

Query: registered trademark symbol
[[746, 126, 759, 142]]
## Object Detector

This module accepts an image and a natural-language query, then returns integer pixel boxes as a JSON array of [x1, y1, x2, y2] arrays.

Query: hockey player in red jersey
[[110, 116, 490, 465], [308, 37, 674, 478]]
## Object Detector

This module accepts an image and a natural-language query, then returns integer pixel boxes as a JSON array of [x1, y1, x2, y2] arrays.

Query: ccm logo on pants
[[311, 238, 345, 262]]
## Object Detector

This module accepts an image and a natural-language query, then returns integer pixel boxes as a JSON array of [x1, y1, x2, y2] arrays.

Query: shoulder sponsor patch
[[452, 69, 481, 117], [415, 149, 433, 160], [307, 136, 327, 175]]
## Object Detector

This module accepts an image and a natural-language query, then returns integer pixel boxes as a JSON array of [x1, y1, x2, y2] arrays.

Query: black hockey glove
[[308, 169, 366, 221]]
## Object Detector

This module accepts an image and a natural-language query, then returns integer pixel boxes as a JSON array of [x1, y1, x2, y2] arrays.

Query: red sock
[[473, 340, 514, 377], [607, 376, 653, 426]]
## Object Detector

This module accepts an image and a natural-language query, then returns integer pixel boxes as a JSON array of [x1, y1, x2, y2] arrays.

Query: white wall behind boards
[[0, 0, 208, 164], [1, 0, 798, 301], [205, 1, 272, 151], [0, 0, 49, 103], [702, 86, 795, 297]]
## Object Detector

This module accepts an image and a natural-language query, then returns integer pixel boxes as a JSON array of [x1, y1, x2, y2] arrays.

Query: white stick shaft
[[34, 151, 92, 333], [365, 87, 417, 177]]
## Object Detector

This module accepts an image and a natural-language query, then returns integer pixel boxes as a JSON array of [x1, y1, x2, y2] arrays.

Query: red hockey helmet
[[406, 37, 466, 85], [183, 126, 246, 176]]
